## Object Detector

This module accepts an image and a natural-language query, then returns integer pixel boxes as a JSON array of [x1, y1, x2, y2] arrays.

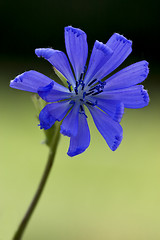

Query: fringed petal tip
[[10, 73, 23, 85], [95, 40, 113, 55], [141, 87, 150, 106], [39, 110, 55, 130], [111, 134, 123, 151], [60, 127, 74, 137], [38, 120, 53, 130], [10, 79, 18, 88], [113, 102, 124, 123], [113, 33, 132, 46], [66, 112, 90, 157], [10, 70, 56, 93], [10, 71, 30, 86], [65, 26, 86, 37], [141, 61, 149, 78], [67, 147, 87, 157], [35, 48, 55, 59]]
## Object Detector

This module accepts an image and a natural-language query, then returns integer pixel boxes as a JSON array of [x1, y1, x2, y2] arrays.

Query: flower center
[[67, 68, 106, 113]]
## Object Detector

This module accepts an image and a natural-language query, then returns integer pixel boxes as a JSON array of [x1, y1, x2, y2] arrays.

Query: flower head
[[10, 26, 149, 157]]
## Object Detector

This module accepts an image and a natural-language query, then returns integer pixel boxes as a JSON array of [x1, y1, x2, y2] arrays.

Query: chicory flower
[[10, 26, 149, 156]]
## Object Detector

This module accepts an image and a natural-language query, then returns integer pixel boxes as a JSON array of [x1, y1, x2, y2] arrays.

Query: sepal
[[31, 94, 46, 119], [53, 67, 68, 88], [43, 121, 61, 148]]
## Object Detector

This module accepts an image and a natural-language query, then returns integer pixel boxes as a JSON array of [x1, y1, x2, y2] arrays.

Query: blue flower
[[10, 26, 149, 157]]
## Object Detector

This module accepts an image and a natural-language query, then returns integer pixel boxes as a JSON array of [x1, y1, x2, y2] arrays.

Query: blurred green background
[[0, 0, 160, 239]]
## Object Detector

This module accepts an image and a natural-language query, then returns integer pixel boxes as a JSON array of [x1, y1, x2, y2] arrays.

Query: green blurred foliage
[[0, 64, 160, 239], [0, 0, 160, 239]]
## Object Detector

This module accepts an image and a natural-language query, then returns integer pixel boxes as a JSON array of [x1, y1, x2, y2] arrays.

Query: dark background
[[1, 0, 159, 64]]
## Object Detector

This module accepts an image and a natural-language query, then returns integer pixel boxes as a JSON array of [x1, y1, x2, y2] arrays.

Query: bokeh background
[[0, 0, 160, 239]]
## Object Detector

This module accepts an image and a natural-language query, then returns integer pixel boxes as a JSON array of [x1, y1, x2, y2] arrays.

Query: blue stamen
[[95, 85, 100, 91], [79, 66, 87, 84], [87, 81, 106, 96], [79, 104, 88, 118], [75, 88, 78, 95], [75, 81, 79, 95], [79, 111, 88, 118], [76, 81, 79, 87], [86, 91, 94, 96], [80, 105, 84, 112], [83, 65, 87, 73], [98, 80, 106, 89], [81, 83, 85, 90], [74, 68, 87, 95], [88, 79, 97, 86], [79, 66, 87, 81], [88, 86, 97, 91], [92, 90, 103, 96], [79, 73, 83, 81], [86, 100, 97, 106], [67, 81, 72, 92], [79, 80, 85, 90]]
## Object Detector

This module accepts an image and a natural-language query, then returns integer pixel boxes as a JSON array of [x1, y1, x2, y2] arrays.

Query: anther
[[92, 90, 103, 96], [80, 105, 84, 112], [67, 81, 72, 92], [79, 66, 87, 81], [75, 88, 78, 95], [86, 91, 95, 96], [88, 86, 97, 91], [79, 73, 83, 81], [86, 100, 97, 106], [79, 104, 88, 118], [83, 92, 86, 99], [74, 81, 79, 94], [98, 80, 106, 89], [88, 79, 97, 86], [95, 85, 100, 91], [76, 81, 79, 88], [81, 82, 85, 90], [83, 65, 87, 73]]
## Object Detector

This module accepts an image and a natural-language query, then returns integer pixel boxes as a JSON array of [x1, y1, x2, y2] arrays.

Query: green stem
[[13, 124, 60, 240]]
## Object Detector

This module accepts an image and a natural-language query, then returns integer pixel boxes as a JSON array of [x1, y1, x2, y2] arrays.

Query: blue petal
[[84, 40, 113, 85], [99, 85, 149, 108], [35, 48, 76, 87], [10, 70, 54, 93], [104, 61, 149, 90], [96, 33, 132, 80], [67, 113, 90, 157], [65, 26, 88, 81], [88, 106, 123, 151], [60, 103, 80, 137], [90, 98, 124, 122], [39, 101, 72, 130], [38, 82, 72, 102]]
